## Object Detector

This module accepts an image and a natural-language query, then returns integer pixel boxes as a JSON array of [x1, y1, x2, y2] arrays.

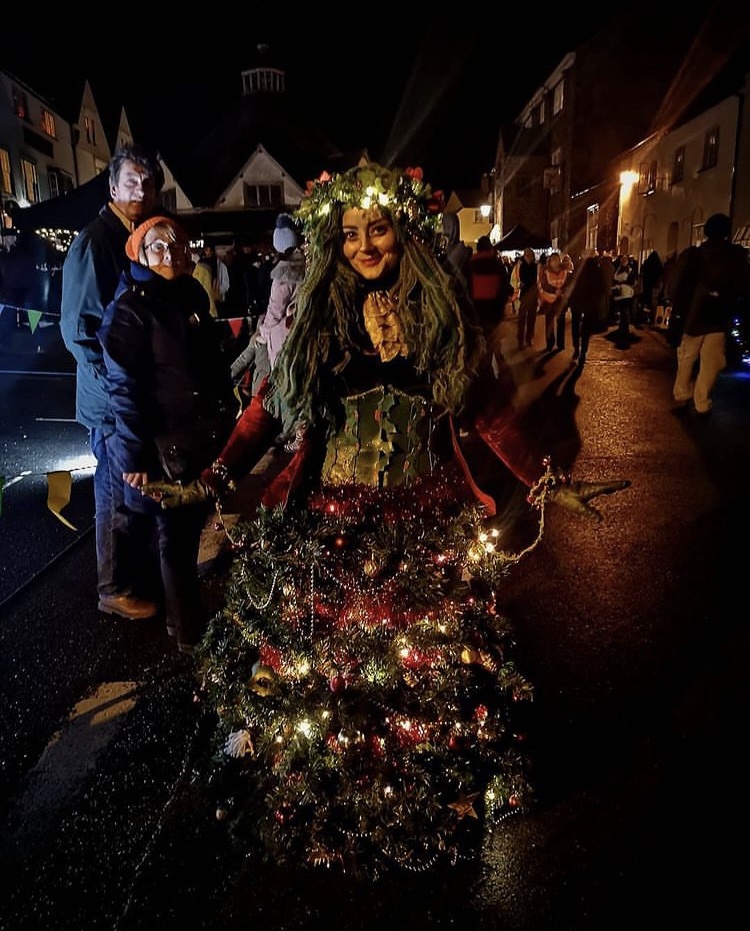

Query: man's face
[[141, 223, 190, 280], [342, 207, 401, 282], [111, 160, 157, 223]]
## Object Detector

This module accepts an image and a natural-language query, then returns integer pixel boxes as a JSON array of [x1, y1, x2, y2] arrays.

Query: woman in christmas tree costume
[[146, 163, 627, 875]]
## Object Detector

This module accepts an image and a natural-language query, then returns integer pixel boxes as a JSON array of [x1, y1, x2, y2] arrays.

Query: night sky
[[1, 10, 707, 192]]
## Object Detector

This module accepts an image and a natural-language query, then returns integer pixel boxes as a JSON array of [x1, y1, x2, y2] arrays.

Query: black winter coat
[[99, 263, 236, 481]]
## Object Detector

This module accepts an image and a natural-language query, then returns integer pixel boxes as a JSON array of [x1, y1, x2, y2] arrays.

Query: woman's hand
[[140, 479, 209, 509], [123, 471, 149, 490]]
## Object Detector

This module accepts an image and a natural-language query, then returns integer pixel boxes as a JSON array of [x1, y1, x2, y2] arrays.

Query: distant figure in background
[[61, 143, 164, 621], [610, 252, 638, 342], [467, 235, 511, 330], [197, 243, 230, 317], [440, 212, 472, 285], [229, 315, 270, 408], [192, 249, 218, 317], [223, 238, 258, 318], [553, 252, 575, 350], [537, 251, 568, 351], [567, 252, 608, 365], [638, 250, 664, 325], [671, 213, 750, 417], [256, 214, 305, 370], [513, 247, 539, 348]]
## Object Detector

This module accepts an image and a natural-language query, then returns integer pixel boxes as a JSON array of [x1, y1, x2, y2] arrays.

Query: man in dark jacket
[[61, 144, 164, 619], [671, 213, 750, 416], [467, 236, 512, 330]]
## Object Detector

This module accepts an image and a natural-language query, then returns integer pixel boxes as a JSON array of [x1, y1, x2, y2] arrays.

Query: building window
[[638, 160, 658, 194], [40, 109, 56, 138], [242, 182, 283, 208], [552, 79, 564, 115], [538, 99, 545, 125], [83, 115, 97, 145], [48, 168, 73, 199], [585, 204, 599, 253], [0, 148, 12, 196], [672, 146, 685, 183], [21, 159, 39, 204], [701, 127, 719, 170], [242, 67, 285, 96], [12, 86, 29, 121]]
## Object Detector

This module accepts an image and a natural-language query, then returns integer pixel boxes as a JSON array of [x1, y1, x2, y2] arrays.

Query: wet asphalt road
[[0, 317, 748, 930]]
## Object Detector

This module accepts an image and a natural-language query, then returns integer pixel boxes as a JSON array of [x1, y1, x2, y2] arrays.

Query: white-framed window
[[701, 127, 719, 171], [48, 168, 73, 199], [0, 148, 12, 196], [21, 158, 39, 203], [552, 79, 564, 115], [242, 182, 283, 209], [638, 160, 658, 194], [585, 204, 599, 253], [40, 109, 56, 138]]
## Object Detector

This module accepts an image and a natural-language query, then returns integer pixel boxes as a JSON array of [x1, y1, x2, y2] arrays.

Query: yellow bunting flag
[[47, 470, 77, 530], [26, 310, 43, 334]]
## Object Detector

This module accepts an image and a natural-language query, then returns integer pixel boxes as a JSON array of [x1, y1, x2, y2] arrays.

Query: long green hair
[[273, 164, 485, 427]]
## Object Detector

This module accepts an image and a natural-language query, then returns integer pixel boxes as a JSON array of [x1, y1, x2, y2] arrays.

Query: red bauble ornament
[[329, 674, 347, 693]]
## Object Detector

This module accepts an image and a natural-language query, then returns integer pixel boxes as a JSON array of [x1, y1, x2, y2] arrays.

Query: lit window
[[12, 87, 29, 120], [0, 148, 12, 196], [41, 109, 56, 138], [21, 159, 39, 203]]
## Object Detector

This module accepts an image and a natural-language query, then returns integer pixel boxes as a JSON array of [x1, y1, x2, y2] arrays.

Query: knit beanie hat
[[272, 213, 300, 253], [125, 215, 177, 261]]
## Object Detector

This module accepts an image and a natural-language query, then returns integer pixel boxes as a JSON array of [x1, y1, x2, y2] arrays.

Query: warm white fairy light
[[296, 718, 314, 739]]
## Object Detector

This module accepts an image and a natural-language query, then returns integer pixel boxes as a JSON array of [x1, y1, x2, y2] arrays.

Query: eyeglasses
[[145, 240, 188, 257]]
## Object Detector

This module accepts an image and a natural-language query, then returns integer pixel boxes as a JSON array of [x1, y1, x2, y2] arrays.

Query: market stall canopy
[[11, 171, 111, 235], [495, 225, 551, 252]]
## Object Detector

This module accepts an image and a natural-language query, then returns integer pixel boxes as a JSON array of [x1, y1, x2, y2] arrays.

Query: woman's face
[[341, 207, 401, 282], [141, 223, 190, 280]]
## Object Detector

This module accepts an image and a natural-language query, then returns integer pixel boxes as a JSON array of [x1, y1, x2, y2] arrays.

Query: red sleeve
[[201, 377, 278, 491], [472, 402, 547, 490]]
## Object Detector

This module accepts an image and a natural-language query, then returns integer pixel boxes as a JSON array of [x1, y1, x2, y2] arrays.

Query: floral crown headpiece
[[295, 163, 444, 242]]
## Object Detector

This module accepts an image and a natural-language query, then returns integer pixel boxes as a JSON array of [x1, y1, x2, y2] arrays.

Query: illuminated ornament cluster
[[196, 473, 543, 877], [295, 163, 444, 244], [36, 227, 78, 253]]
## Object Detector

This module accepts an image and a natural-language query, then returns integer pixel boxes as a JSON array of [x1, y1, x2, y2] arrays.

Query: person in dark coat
[[671, 213, 750, 416], [567, 253, 608, 364], [60, 144, 164, 620], [99, 215, 237, 653], [467, 235, 512, 330], [514, 247, 539, 348]]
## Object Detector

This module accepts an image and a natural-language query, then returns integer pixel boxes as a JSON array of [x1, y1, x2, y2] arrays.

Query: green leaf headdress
[[295, 163, 444, 248]]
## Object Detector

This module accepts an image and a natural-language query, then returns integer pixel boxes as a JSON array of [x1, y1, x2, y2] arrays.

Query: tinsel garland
[[196, 467, 550, 877]]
